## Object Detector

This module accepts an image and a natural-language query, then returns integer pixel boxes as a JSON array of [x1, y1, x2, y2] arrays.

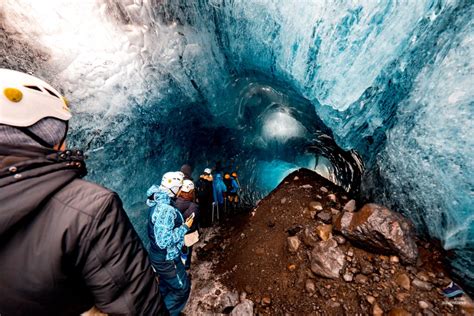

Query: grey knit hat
[[0, 118, 67, 148]]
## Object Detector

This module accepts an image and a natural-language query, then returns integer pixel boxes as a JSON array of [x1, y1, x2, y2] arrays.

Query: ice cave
[[1, 0, 472, 294]]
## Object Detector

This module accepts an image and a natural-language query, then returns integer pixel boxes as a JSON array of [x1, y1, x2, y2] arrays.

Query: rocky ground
[[184, 169, 473, 316]]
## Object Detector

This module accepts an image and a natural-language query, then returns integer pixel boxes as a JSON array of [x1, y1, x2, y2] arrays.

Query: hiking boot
[[442, 282, 464, 298]]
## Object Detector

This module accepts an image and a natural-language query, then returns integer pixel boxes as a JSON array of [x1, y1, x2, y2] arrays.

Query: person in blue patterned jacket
[[146, 171, 194, 316]]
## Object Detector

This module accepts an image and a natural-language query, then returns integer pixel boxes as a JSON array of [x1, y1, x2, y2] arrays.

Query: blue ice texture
[[1, 0, 472, 292]]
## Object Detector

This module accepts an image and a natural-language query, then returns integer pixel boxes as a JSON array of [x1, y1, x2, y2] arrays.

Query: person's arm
[[79, 193, 169, 315], [153, 204, 188, 249], [232, 179, 240, 191], [183, 203, 199, 232]]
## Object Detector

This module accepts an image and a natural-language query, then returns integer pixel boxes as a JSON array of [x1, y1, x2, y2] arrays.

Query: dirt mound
[[207, 169, 470, 315]]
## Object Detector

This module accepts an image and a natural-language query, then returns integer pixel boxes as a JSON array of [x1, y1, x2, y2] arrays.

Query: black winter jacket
[[0, 145, 168, 316]]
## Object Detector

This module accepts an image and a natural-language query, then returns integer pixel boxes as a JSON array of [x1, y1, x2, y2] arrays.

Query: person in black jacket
[[0, 69, 168, 315], [195, 168, 214, 228]]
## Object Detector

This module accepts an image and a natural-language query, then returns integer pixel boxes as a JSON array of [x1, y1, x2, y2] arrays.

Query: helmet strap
[[15, 126, 55, 148], [57, 121, 69, 149]]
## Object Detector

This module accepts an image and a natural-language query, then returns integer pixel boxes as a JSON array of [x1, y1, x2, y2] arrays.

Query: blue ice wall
[[0, 0, 472, 291]]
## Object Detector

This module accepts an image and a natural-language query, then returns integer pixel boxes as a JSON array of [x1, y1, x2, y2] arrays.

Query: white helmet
[[160, 171, 184, 197], [0, 69, 71, 127], [181, 179, 195, 193], [204, 168, 212, 175]]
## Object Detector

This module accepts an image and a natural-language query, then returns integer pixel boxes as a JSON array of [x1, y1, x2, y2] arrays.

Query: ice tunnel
[[0, 0, 472, 293]]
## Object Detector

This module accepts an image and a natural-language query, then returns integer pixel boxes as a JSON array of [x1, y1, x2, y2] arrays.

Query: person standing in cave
[[0, 69, 168, 315], [196, 168, 214, 227], [223, 172, 240, 211], [146, 172, 193, 316], [212, 172, 227, 221], [174, 179, 199, 270], [180, 163, 193, 182]]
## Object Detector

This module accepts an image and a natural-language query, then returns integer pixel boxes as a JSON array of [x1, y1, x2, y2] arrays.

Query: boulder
[[310, 239, 345, 279], [334, 203, 418, 264], [230, 299, 254, 316]]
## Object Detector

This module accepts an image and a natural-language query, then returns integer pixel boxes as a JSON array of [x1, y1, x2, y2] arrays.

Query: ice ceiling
[[1, 0, 472, 292]]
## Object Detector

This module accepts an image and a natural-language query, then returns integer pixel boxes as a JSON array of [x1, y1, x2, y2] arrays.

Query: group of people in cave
[[0, 68, 240, 315], [145, 164, 241, 314]]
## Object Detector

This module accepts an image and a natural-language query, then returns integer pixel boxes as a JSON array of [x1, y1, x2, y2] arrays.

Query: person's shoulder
[[190, 202, 199, 211], [51, 178, 120, 218]]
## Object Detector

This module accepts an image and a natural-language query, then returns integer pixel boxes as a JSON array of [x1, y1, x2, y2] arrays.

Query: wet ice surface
[[0, 0, 472, 291]]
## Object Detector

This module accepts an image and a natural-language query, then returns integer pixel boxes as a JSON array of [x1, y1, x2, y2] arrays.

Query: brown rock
[[305, 279, 316, 293], [395, 273, 411, 290], [418, 301, 432, 309], [343, 199, 356, 212], [415, 271, 430, 282], [315, 224, 333, 241], [412, 278, 433, 291], [261, 297, 271, 306], [366, 295, 376, 305], [388, 307, 411, 316], [334, 203, 419, 264], [334, 235, 346, 245], [302, 227, 319, 247], [317, 211, 333, 224], [327, 194, 337, 202], [355, 274, 369, 284], [343, 272, 353, 282], [373, 303, 384, 316], [309, 201, 323, 211], [287, 236, 301, 253], [395, 293, 410, 303], [310, 239, 345, 279]]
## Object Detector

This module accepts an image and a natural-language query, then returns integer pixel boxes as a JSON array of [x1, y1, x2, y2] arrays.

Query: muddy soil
[[186, 169, 472, 315]]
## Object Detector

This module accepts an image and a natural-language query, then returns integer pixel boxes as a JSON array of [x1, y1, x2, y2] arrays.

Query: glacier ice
[[0, 0, 472, 293]]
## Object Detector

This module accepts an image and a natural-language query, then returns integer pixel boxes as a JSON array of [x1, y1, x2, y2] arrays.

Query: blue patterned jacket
[[146, 185, 188, 261]]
